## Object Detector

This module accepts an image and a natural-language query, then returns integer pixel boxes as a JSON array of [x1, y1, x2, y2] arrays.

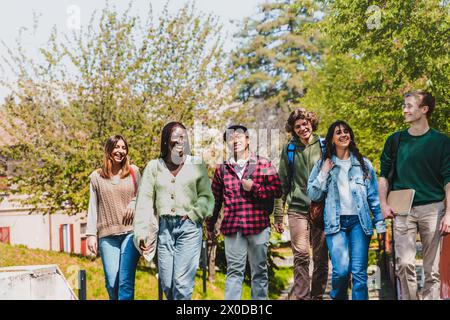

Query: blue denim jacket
[[307, 153, 386, 236]]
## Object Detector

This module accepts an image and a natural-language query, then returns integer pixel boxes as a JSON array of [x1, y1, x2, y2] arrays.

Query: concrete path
[[275, 251, 425, 300]]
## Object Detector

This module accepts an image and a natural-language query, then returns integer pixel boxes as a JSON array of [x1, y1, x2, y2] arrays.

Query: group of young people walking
[[86, 90, 449, 300]]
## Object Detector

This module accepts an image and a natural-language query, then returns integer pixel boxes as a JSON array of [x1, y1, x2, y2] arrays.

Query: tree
[[231, 0, 449, 167], [231, 0, 324, 133], [302, 0, 449, 168], [0, 2, 231, 213]]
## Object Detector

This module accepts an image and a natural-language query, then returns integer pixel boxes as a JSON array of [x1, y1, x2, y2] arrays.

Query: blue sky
[[0, 0, 266, 99]]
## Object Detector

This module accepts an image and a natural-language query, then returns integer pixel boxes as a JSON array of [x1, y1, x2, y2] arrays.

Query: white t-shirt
[[229, 156, 250, 180], [335, 157, 356, 215]]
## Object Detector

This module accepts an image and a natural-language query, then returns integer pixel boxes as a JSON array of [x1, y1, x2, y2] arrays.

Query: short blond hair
[[404, 91, 435, 118]]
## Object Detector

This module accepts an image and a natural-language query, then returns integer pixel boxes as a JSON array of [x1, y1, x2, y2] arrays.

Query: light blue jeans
[[157, 216, 203, 300], [99, 232, 141, 300], [326, 215, 371, 300], [224, 227, 270, 300]]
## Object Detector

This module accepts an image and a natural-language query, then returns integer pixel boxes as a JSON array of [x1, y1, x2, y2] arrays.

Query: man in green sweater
[[274, 108, 328, 300], [379, 91, 450, 300]]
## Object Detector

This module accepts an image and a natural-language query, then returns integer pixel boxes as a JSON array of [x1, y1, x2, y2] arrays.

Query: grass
[[269, 266, 292, 299], [0, 242, 289, 300]]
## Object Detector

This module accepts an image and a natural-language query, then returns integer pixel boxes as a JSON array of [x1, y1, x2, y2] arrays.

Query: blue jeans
[[326, 215, 371, 300], [99, 232, 141, 300], [224, 227, 270, 300], [157, 216, 203, 300]]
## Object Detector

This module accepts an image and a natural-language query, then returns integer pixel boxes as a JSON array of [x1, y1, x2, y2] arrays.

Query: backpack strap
[[286, 142, 297, 191], [319, 137, 326, 158], [245, 156, 258, 180], [317, 138, 327, 171], [129, 166, 137, 196], [287, 142, 296, 168], [387, 131, 402, 191], [220, 163, 225, 180]]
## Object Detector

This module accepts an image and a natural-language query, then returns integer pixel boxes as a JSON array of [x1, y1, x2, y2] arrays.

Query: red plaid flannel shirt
[[206, 153, 282, 236]]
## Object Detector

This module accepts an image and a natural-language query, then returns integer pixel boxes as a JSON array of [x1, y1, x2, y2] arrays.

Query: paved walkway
[[275, 252, 424, 300]]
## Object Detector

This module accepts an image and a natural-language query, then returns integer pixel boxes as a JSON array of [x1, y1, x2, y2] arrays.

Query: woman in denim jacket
[[307, 120, 386, 300]]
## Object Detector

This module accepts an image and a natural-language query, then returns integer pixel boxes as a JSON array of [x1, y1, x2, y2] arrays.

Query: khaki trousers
[[394, 201, 445, 300]]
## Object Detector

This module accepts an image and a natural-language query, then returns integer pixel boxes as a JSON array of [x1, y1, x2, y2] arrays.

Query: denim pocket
[[354, 177, 367, 196], [252, 227, 270, 245], [184, 217, 201, 229], [158, 218, 174, 244]]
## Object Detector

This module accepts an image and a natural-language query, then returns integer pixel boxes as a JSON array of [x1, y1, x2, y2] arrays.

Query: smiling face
[[111, 139, 128, 164], [293, 118, 313, 143], [226, 130, 249, 155], [332, 125, 351, 150], [169, 126, 188, 158], [403, 95, 428, 124]]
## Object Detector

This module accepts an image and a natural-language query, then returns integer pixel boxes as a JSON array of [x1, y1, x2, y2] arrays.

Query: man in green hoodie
[[274, 108, 329, 300]]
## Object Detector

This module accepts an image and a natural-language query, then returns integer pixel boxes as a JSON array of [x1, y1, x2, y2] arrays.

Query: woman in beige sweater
[[134, 122, 214, 300], [86, 135, 141, 300]]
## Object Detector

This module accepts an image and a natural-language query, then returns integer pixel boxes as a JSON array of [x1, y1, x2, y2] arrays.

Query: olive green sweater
[[274, 134, 323, 224]]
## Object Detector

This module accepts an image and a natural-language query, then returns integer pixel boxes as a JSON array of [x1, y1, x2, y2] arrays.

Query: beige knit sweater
[[87, 165, 141, 238]]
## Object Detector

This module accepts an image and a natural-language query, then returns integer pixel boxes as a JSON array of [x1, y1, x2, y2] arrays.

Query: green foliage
[[233, 0, 449, 169], [368, 243, 378, 266], [232, 0, 322, 109], [230, 0, 325, 133], [0, 2, 231, 213], [302, 0, 449, 168]]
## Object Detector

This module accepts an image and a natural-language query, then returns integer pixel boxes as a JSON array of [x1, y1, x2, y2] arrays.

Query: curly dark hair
[[285, 108, 319, 136], [323, 120, 368, 179]]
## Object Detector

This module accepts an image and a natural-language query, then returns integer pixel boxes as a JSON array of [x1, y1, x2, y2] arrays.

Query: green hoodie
[[274, 134, 323, 223]]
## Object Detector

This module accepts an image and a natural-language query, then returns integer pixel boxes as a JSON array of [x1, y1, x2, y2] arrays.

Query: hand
[[122, 208, 134, 226], [320, 159, 335, 175], [273, 223, 284, 234], [87, 235, 98, 255], [206, 228, 220, 241], [242, 179, 253, 191], [381, 203, 395, 219], [440, 213, 450, 235], [139, 239, 152, 252]]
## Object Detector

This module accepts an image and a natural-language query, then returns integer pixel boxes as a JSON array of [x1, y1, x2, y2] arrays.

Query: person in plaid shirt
[[206, 125, 282, 300]]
